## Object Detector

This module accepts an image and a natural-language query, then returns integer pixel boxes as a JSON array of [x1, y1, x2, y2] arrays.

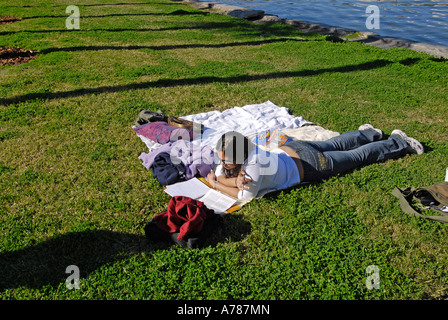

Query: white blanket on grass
[[136, 101, 315, 151], [136, 101, 340, 152], [182, 100, 312, 149]]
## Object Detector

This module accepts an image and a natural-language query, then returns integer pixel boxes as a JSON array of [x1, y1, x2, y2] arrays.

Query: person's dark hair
[[215, 131, 254, 178]]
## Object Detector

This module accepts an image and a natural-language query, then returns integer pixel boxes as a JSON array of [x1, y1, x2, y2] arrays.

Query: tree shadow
[[0, 214, 251, 290], [40, 38, 305, 54], [0, 19, 295, 36], [82, 2, 183, 6], [398, 57, 421, 66], [20, 10, 209, 20], [0, 26, 191, 36], [3, 3, 177, 8], [0, 59, 394, 106]]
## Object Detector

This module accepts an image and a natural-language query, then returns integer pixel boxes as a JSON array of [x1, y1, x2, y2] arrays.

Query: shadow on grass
[[0, 19, 270, 36], [40, 38, 305, 54], [83, 2, 183, 6], [0, 59, 395, 106], [20, 10, 209, 20], [0, 19, 303, 36], [3, 2, 178, 8], [0, 26, 193, 36], [0, 214, 251, 290]]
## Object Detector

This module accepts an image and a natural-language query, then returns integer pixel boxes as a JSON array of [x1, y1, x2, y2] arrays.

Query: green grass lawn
[[1, 0, 448, 300]]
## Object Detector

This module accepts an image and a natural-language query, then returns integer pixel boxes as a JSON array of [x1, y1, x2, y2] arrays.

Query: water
[[209, 0, 448, 47]]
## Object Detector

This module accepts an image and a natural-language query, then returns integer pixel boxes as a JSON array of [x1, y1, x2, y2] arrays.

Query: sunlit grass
[[1, 0, 447, 300]]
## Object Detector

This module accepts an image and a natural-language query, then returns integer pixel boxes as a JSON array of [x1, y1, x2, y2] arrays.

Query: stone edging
[[179, 0, 448, 59]]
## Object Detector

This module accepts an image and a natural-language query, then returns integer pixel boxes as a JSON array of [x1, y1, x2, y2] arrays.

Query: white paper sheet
[[198, 189, 238, 214], [164, 178, 211, 199], [163, 178, 237, 213]]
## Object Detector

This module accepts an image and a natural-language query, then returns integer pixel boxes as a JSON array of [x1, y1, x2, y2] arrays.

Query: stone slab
[[210, 3, 264, 20]]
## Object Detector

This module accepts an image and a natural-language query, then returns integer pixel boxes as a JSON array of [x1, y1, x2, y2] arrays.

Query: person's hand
[[207, 169, 217, 185], [236, 170, 252, 190]]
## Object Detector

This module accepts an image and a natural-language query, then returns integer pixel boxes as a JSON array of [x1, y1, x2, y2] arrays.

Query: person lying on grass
[[206, 125, 424, 200]]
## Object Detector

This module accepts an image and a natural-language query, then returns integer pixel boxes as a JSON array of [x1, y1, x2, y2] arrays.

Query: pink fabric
[[133, 121, 196, 145]]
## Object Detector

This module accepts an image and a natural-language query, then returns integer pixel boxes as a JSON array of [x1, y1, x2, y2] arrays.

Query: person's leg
[[284, 127, 421, 183], [282, 140, 333, 182], [284, 126, 383, 183], [304, 125, 382, 152], [391, 129, 424, 155], [324, 135, 410, 176]]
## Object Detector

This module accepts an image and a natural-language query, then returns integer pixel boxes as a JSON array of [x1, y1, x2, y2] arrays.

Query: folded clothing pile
[[151, 152, 187, 186], [140, 140, 214, 182], [133, 109, 211, 186], [145, 196, 221, 248]]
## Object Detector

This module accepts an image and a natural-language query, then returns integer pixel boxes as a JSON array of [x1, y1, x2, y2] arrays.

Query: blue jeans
[[284, 128, 410, 182]]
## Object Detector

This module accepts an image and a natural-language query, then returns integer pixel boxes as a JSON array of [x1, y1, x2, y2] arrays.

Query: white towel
[[181, 101, 312, 149]]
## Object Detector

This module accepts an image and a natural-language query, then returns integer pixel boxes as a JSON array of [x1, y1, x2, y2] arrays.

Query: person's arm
[[236, 163, 262, 200], [206, 167, 252, 199], [214, 178, 240, 199], [206, 168, 239, 198], [217, 175, 238, 187]]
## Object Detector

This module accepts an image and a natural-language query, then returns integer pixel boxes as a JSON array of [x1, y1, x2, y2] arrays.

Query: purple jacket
[[138, 140, 214, 180]]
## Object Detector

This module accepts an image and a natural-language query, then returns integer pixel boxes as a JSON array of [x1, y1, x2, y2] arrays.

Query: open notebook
[[164, 177, 241, 214]]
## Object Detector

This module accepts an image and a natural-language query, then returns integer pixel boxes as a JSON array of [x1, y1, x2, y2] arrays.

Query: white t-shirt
[[215, 147, 301, 200]]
